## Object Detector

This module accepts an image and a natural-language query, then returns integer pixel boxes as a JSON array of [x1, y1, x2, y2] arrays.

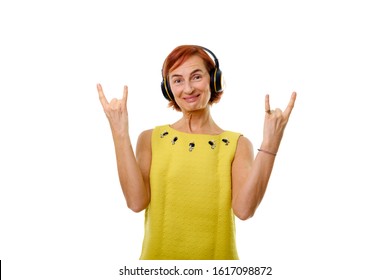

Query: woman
[[97, 45, 296, 260]]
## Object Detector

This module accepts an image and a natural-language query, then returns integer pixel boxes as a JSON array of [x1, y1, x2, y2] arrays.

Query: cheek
[[171, 87, 181, 99], [200, 80, 211, 95], [203, 84, 212, 98], [204, 91, 212, 102]]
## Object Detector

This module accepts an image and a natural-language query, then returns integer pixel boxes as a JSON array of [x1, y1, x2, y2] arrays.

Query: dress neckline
[[167, 124, 226, 137]]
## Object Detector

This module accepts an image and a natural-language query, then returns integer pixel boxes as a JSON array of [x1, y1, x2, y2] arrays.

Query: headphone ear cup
[[161, 78, 173, 101], [210, 68, 224, 93]]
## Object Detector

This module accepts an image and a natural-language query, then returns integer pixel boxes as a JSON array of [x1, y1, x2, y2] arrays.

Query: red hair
[[162, 45, 224, 111]]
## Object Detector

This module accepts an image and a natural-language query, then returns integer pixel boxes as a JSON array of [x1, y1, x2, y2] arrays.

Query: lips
[[183, 94, 200, 103]]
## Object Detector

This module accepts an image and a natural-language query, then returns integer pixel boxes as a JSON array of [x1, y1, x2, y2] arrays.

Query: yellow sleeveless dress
[[140, 125, 242, 260]]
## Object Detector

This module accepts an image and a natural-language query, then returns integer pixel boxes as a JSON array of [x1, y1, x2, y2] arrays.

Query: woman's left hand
[[261, 92, 297, 154]]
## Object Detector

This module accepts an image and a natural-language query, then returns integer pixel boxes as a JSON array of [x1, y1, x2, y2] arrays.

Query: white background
[[1, 0, 389, 279]]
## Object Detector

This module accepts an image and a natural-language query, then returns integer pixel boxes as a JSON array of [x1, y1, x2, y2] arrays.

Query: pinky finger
[[284, 92, 297, 117]]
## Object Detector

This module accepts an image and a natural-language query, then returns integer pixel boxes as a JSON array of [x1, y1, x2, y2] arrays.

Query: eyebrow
[[170, 69, 204, 78]]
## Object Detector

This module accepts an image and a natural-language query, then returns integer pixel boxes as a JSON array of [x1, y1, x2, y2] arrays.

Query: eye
[[172, 78, 183, 84], [192, 74, 202, 81]]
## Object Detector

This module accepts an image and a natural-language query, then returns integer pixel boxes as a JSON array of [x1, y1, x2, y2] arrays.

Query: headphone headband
[[199, 46, 220, 69]]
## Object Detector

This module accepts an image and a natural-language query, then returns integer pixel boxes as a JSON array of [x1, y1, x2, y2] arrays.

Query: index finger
[[97, 83, 108, 108], [284, 91, 297, 117], [265, 94, 271, 113]]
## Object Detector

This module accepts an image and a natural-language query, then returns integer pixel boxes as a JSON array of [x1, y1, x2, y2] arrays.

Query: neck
[[173, 106, 222, 134]]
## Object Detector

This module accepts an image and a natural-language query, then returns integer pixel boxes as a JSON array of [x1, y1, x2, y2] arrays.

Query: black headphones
[[161, 46, 224, 101]]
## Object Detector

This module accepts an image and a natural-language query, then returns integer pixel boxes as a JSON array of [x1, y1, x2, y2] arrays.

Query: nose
[[183, 80, 194, 95]]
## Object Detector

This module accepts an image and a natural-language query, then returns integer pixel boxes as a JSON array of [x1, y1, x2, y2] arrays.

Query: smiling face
[[168, 55, 211, 113]]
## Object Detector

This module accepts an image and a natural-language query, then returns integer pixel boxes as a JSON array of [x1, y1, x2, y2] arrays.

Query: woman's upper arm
[[136, 129, 153, 190], [231, 136, 254, 214], [232, 136, 254, 185]]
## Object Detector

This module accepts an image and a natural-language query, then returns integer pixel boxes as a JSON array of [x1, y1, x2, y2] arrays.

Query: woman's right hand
[[97, 83, 129, 136]]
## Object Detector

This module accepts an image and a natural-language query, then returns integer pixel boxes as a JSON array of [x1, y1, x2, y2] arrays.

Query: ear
[[210, 67, 224, 93], [161, 77, 174, 101]]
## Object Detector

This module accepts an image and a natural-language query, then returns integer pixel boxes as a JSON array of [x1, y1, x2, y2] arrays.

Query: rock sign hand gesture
[[97, 83, 129, 136], [97, 82, 297, 155], [262, 92, 297, 154]]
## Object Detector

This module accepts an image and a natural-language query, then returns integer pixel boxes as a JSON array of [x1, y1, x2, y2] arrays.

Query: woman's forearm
[[112, 133, 149, 212], [233, 149, 276, 220]]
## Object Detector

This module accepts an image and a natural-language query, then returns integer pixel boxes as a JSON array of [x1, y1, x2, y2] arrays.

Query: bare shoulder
[[232, 135, 254, 166], [138, 129, 153, 142], [136, 129, 153, 152], [236, 135, 254, 155]]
